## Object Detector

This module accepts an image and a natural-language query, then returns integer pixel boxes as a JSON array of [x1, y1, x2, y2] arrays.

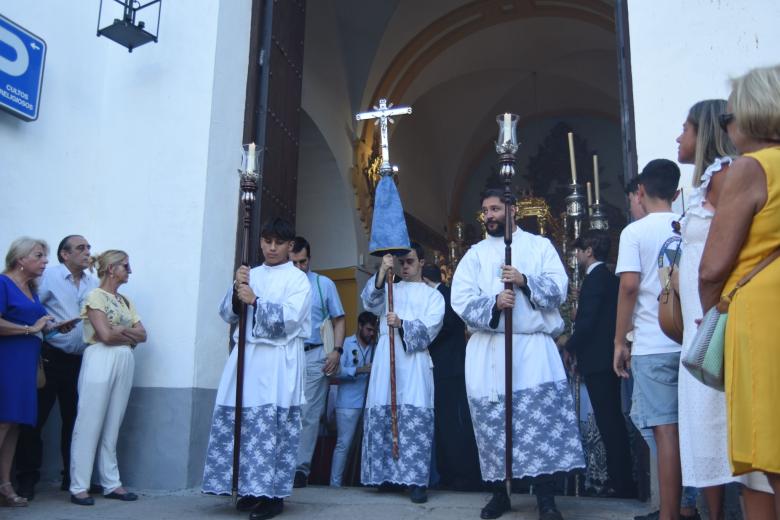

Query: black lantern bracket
[[97, 0, 162, 52]]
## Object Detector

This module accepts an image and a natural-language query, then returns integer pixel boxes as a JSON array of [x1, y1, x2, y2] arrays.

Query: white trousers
[[295, 346, 328, 475], [69, 344, 134, 495], [329, 408, 362, 486]]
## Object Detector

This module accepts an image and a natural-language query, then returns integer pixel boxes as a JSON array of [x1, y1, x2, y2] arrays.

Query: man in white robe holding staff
[[451, 188, 585, 520], [361, 243, 444, 504], [201, 217, 311, 520]]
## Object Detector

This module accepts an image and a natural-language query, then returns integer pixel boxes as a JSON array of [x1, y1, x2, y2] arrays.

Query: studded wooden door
[[241, 0, 306, 265]]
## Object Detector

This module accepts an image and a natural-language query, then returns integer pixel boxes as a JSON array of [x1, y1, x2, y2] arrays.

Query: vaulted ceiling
[[308, 0, 621, 239]]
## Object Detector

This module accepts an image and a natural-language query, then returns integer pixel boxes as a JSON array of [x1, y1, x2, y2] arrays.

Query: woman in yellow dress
[[699, 63, 780, 515]]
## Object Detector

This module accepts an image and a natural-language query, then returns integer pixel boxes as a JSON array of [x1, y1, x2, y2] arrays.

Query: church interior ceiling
[[334, 0, 623, 262]]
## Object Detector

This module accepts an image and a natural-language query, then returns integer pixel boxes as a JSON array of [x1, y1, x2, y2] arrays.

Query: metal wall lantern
[[97, 0, 161, 52]]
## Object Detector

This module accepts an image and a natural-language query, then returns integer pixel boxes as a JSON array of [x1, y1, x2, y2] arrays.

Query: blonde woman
[[0, 238, 52, 507], [69, 250, 146, 506], [675, 99, 738, 520], [700, 64, 780, 515]]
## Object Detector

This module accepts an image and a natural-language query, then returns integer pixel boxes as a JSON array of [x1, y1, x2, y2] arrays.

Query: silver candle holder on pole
[[565, 132, 586, 497], [589, 154, 609, 230], [496, 112, 519, 498], [231, 142, 262, 500]]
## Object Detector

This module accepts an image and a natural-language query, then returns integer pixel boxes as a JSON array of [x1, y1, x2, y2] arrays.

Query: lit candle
[[503, 113, 512, 144], [587, 181, 593, 214], [567, 132, 577, 184], [593, 154, 600, 202], [247, 142, 256, 172]]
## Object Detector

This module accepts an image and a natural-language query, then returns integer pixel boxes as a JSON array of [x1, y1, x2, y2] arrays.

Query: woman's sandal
[[0, 482, 28, 507]]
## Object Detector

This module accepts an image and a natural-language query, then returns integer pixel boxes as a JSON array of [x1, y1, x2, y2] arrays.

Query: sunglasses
[[718, 113, 734, 133]]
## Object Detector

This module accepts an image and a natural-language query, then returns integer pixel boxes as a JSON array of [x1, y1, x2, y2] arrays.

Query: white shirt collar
[[586, 261, 604, 275]]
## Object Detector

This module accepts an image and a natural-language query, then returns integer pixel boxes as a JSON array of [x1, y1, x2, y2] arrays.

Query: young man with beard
[[451, 189, 584, 520], [202, 218, 311, 520], [360, 243, 444, 504]]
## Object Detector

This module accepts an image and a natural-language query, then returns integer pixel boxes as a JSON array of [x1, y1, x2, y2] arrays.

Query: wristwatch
[[334, 346, 344, 355]]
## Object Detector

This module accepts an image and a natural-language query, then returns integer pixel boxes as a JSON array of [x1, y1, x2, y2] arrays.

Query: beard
[[485, 219, 505, 237]]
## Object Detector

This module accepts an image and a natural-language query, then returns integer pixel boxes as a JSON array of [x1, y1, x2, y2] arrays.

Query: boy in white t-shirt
[[614, 159, 682, 520]]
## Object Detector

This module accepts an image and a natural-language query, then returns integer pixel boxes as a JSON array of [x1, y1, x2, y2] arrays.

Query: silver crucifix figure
[[356, 98, 412, 172]]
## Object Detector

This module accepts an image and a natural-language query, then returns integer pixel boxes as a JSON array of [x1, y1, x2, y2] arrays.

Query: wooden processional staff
[[231, 143, 261, 498], [496, 113, 519, 495], [356, 98, 412, 459]]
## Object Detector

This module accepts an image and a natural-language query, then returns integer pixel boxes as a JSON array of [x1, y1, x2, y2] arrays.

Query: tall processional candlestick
[[231, 142, 261, 499], [589, 154, 608, 230], [565, 133, 586, 496], [496, 112, 519, 497], [356, 98, 412, 459]]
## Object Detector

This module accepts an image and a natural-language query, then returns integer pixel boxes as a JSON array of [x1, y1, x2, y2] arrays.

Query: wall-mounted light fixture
[[97, 0, 161, 52]]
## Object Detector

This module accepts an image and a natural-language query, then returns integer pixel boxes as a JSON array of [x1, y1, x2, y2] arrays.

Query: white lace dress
[[677, 157, 737, 487]]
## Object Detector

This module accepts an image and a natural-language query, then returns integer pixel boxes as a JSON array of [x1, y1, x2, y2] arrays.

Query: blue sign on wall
[[0, 15, 46, 121]]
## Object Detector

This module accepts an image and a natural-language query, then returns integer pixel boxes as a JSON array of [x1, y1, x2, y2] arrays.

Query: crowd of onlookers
[[1, 63, 778, 520], [581, 63, 779, 520], [0, 236, 145, 507]]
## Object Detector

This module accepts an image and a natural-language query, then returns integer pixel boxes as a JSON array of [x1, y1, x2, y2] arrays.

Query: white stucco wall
[[0, 1, 250, 390], [628, 0, 780, 189]]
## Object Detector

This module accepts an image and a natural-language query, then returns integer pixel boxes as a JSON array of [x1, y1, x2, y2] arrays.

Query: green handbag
[[683, 247, 780, 391]]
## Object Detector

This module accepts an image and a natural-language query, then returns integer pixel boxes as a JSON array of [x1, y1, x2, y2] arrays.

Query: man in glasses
[[15, 235, 98, 499], [329, 311, 377, 487], [360, 243, 444, 504]]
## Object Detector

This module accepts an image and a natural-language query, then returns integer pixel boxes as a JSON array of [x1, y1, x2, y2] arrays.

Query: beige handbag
[[658, 245, 683, 344], [317, 275, 335, 354]]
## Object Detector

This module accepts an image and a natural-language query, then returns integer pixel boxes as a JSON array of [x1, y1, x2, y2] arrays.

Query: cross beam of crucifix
[[356, 98, 412, 171]]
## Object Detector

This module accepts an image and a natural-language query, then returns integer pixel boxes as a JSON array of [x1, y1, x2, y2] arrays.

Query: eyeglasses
[[119, 263, 130, 271], [718, 113, 734, 133]]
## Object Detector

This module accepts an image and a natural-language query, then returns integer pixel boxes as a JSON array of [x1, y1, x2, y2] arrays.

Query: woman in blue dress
[[0, 237, 52, 507]]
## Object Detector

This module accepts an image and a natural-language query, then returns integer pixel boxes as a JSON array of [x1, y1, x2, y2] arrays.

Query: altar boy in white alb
[[360, 243, 444, 504], [451, 189, 584, 520], [202, 218, 311, 520]]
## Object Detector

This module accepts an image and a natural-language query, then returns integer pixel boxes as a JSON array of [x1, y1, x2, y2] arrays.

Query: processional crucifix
[[356, 98, 412, 459], [356, 98, 412, 172]]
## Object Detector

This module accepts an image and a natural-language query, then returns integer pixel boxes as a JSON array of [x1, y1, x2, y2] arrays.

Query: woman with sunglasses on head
[[676, 100, 774, 519], [700, 64, 780, 517], [69, 250, 146, 506]]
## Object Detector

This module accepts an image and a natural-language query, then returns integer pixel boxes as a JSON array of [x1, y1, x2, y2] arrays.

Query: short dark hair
[[358, 311, 378, 327], [57, 235, 80, 263], [421, 264, 441, 283], [260, 217, 295, 242], [624, 177, 640, 196], [572, 229, 611, 261], [291, 236, 310, 258], [638, 159, 680, 202], [407, 241, 425, 261], [480, 188, 516, 205]]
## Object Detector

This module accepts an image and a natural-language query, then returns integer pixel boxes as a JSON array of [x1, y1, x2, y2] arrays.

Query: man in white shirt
[[16, 235, 98, 499], [613, 160, 682, 520]]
